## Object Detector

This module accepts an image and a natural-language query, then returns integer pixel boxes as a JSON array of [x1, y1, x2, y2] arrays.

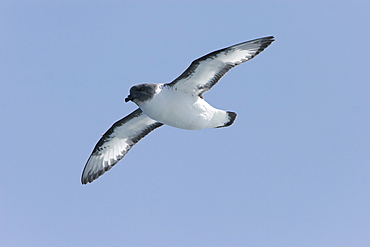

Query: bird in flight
[[81, 36, 275, 184]]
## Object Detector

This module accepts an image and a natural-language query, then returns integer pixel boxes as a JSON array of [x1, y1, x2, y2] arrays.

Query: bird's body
[[136, 83, 233, 130], [81, 36, 275, 184]]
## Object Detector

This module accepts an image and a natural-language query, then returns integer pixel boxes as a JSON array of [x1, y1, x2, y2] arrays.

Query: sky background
[[1, 1, 369, 246]]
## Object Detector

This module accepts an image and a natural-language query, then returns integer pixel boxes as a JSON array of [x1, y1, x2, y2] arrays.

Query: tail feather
[[215, 111, 237, 128]]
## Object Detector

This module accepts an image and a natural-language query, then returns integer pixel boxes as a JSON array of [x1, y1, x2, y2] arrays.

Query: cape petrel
[[82, 36, 274, 184]]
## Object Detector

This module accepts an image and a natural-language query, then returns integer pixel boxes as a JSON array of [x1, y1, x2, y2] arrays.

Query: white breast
[[138, 87, 218, 130]]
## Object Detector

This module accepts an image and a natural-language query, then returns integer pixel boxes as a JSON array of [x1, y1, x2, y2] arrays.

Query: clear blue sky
[[1, 1, 369, 246]]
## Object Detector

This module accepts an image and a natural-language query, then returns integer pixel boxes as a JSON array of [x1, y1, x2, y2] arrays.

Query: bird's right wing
[[81, 108, 163, 184]]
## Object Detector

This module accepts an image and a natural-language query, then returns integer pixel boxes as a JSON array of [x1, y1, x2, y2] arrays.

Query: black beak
[[125, 95, 133, 102]]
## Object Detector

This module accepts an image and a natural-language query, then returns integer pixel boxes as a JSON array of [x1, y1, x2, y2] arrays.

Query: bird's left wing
[[81, 108, 163, 184], [167, 36, 274, 97]]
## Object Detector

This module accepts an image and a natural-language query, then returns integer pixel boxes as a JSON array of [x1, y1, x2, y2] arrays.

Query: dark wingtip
[[81, 174, 90, 185]]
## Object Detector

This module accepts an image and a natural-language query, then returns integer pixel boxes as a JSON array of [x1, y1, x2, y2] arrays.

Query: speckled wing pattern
[[167, 36, 274, 97], [81, 108, 163, 184]]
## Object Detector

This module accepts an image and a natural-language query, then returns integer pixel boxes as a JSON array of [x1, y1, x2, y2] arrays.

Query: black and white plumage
[[81, 36, 274, 184]]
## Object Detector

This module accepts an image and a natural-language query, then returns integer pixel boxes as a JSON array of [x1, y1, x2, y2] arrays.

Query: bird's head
[[125, 83, 157, 104]]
